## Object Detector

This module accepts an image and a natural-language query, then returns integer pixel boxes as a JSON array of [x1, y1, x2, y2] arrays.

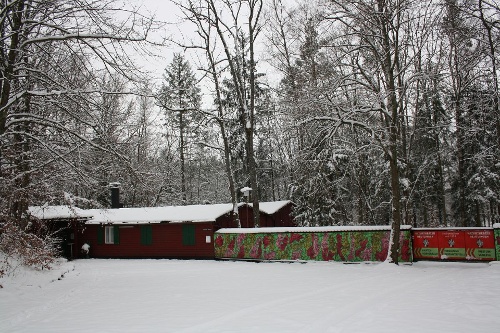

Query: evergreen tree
[[158, 53, 202, 204]]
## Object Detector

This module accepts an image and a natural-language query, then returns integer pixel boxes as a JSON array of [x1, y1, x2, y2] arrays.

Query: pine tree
[[158, 53, 202, 204]]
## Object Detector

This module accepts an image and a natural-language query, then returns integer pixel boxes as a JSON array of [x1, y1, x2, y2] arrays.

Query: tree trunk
[[179, 111, 187, 204], [206, 32, 240, 227], [0, 0, 26, 135], [378, 0, 402, 264], [248, 2, 260, 227]]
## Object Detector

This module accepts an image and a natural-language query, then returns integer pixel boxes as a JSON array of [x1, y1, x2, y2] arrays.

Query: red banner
[[437, 230, 466, 259], [413, 230, 439, 259], [413, 229, 495, 261], [464, 230, 495, 261]]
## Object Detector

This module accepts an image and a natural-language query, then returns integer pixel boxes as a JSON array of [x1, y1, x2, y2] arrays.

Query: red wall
[[78, 223, 216, 259], [261, 204, 295, 227], [214, 214, 238, 229], [238, 203, 295, 228], [239, 206, 254, 228]]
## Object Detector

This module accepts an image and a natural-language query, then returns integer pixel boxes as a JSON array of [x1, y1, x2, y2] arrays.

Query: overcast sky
[[129, 0, 192, 81], [125, 0, 279, 107]]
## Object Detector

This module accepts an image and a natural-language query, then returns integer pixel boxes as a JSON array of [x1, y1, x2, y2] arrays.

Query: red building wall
[[214, 213, 238, 229], [261, 204, 295, 228], [238, 203, 295, 228], [238, 206, 254, 228], [78, 223, 216, 259]]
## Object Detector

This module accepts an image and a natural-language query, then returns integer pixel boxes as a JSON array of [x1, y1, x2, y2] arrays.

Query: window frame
[[105, 226, 114, 244]]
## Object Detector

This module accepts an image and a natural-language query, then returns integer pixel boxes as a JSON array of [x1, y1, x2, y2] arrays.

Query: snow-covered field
[[1, 259, 499, 332]]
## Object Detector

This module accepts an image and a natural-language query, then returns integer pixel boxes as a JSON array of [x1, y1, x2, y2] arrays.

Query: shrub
[[0, 216, 58, 277]]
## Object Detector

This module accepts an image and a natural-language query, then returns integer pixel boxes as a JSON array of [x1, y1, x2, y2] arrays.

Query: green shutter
[[147, 226, 153, 244], [182, 224, 195, 246], [141, 226, 146, 244], [141, 225, 153, 245], [97, 226, 104, 244], [114, 226, 120, 245]]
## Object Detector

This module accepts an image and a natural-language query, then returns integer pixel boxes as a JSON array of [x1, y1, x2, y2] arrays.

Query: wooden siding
[[238, 205, 254, 228], [79, 223, 216, 259], [261, 204, 295, 228], [237, 203, 295, 228], [213, 213, 238, 230]]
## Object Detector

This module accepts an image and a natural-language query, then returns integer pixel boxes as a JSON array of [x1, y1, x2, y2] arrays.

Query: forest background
[[1, 0, 499, 265]]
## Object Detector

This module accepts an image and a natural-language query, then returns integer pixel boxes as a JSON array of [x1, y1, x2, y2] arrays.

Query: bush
[[0, 217, 58, 277]]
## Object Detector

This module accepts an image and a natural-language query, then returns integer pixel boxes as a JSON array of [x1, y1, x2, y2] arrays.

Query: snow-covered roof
[[27, 201, 294, 223], [216, 225, 412, 234], [85, 203, 235, 225], [28, 206, 93, 220], [249, 200, 292, 215]]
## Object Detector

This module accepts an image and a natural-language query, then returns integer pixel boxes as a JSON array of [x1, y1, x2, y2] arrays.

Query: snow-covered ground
[[1, 259, 499, 332]]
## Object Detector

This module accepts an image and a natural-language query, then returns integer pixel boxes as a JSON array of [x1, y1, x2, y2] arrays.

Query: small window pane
[[105, 226, 114, 244]]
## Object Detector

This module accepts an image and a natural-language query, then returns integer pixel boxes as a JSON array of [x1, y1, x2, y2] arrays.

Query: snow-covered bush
[[0, 217, 58, 277]]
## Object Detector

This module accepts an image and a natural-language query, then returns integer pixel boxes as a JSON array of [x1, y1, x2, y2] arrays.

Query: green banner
[[417, 247, 439, 257], [441, 248, 466, 258], [473, 248, 495, 259]]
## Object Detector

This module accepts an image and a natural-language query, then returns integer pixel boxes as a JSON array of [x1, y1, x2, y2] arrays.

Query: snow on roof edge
[[216, 225, 412, 234], [249, 200, 292, 215], [28, 205, 94, 220], [84, 204, 235, 224]]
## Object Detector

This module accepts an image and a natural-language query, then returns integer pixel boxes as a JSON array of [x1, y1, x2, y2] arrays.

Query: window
[[182, 224, 195, 246], [141, 225, 153, 245], [105, 226, 114, 244], [98, 226, 120, 245]]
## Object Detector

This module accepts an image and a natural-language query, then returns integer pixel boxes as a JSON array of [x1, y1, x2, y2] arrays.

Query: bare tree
[[0, 0, 162, 267], [174, 0, 264, 226]]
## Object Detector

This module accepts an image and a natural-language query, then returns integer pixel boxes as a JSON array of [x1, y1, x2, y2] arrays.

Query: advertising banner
[[464, 230, 495, 261], [414, 228, 496, 261], [437, 230, 466, 259], [412, 230, 439, 259]]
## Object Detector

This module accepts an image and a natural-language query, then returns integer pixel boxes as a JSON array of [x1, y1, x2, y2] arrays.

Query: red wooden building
[[80, 204, 237, 259], [29, 201, 295, 259], [238, 200, 295, 228]]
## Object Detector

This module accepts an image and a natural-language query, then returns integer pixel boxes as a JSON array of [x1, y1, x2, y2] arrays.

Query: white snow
[[84, 204, 235, 224], [240, 187, 252, 193], [28, 206, 93, 220], [1, 259, 499, 332], [27, 201, 293, 225], [252, 200, 292, 215], [217, 224, 412, 234]]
